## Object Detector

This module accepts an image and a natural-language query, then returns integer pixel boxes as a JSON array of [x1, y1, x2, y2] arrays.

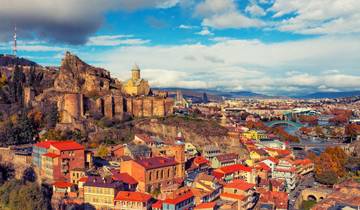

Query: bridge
[[266, 120, 303, 129]]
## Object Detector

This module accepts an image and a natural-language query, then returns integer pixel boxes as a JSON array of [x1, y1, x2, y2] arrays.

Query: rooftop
[[215, 153, 238, 162], [115, 191, 152, 202], [224, 179, 255, 191], [135, 156, 177, 170], [51, 141, 84, 151], [111, 171, 138, 185], [53, 181, 73, 188], [163, 190, 194, 205], [42, 152, 60, 158], [216, 164, 252, 174], [84, 176, 122, 188]]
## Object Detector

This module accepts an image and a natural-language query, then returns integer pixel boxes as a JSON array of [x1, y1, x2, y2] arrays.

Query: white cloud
[[179, 24, 198, 29], [83, 35, 360, 95], [203, 12, 265, 29], [196, 28, 214, 36], [194, 0, 265, 29], [87, 35, 150, 46], [245, 2, 266, 16], [270, 0, 360, 35]]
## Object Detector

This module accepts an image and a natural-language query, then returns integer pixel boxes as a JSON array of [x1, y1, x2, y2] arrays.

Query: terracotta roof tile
[[53, 181, 73, 188], [220, 192, 247, 201], [112, 172, 138, 185], [164, 191, 194, 205], [136, 157, 177, 170], [34, 140, 58, 149], [224, 179, 255, 191], [195, 202, 217, 209], [42, 152, 60, 158], [216, 164, 252, 174], [115, 191, 152, 202], [51, 141, 84, 151]]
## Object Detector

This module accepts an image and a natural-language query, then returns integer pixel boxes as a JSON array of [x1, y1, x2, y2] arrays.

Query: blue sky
[[0, 0, 360, 96]]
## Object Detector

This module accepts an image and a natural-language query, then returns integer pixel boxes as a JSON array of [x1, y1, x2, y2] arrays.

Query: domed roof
[[132, 63, 140, 71]]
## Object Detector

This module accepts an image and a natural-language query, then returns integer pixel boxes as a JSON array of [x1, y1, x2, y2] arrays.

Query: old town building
[[120, 157, 182, 193]]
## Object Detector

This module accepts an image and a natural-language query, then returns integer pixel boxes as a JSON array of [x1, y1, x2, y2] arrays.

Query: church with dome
[[123, 64, 150, 96]]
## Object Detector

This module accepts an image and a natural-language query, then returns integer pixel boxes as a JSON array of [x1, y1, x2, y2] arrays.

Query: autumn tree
[[345, 124, 360, 141], [311, 147, 349, 185]]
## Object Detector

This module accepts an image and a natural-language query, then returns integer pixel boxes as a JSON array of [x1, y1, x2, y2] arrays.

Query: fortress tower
[[61, 93, 84, 123]]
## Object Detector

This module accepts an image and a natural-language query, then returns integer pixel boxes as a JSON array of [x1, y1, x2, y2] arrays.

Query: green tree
[[0, 180, 50, 210], [5, 113, 38, 145], [44, 103, 58, 128]]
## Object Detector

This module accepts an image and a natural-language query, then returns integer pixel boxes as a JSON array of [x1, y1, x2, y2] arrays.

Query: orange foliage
[[310, 146, 348, 182], [345, 124, 360, 136]]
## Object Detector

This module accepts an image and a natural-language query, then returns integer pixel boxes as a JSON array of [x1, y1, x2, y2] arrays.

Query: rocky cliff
[[54, 52, 120, 95]]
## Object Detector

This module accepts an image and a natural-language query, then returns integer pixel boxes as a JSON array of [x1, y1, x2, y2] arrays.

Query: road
[[288, 173, 315, 210]]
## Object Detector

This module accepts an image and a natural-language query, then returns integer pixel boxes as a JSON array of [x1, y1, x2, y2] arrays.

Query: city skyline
[[0, 0, 360, 95]]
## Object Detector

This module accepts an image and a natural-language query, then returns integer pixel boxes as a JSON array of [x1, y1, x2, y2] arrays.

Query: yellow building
[[242, 130, 267, 141], [70, 168, 85, 185], [123, 64, 150, 96], [83, 176, 122, 209]]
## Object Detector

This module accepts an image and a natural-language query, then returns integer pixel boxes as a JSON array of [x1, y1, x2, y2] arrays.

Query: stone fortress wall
[[21, 52, 174, 124]]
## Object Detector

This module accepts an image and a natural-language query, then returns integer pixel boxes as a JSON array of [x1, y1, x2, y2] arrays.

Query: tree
[[0, 163, 15, 184], [345, 124, 360, 141], [22, 167, 37, 183], [44, 103, 58, 128], [312, 147, 349, 185], [7, 113, 37, 145], [97, 145, 109, 158], [0, 180, 51, 210]]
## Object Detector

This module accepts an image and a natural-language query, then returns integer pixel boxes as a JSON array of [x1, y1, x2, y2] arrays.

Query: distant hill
[[0, 54, 38, 66], [298, 91, 360, 99], [153, 87, 269, 101]]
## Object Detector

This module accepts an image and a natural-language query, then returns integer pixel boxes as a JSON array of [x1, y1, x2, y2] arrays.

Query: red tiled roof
[[265, 157, 279, 164], [115, 191, 152, 202], [224, 179, 255, 191], [215, 153, 238, 162], [259, 190, 288, 209], [294, 159, 313, 165], [42, 152, 60, 158], [220, 192, 247, 201], [112, 172, 138, 185], [136, 157, 177, 170], [53, 181, 73, 188], [34, 140, 58, 149], [194, 156, 209, 165], [152, 200, 163, 208], [255, 162, 271, 171], [51, 141, 84, 151], [212, 171, 224, 179], [79, 177, 88, 182], [164, 191, 194, 205], [216, 164, 252, 174], [195, 202, 217, 209]]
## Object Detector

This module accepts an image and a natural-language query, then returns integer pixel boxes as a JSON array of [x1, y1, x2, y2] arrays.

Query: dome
[[132, 63, 140, 71]]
